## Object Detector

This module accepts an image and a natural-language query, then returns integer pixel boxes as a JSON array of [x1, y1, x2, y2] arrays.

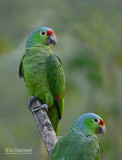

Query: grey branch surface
[[28, 96, 57, 155]]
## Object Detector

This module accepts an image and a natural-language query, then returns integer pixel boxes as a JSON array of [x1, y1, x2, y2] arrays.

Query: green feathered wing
[[50, 133, 100, 160], [46, 53, 65, 135], [46, 53, 65, 119]]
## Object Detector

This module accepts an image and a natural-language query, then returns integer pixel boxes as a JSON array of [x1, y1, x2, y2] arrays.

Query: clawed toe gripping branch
[[28, 96, 57, 155]]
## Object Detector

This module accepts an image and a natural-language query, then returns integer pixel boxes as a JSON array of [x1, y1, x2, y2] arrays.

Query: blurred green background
[[0, 0, 122, 159]]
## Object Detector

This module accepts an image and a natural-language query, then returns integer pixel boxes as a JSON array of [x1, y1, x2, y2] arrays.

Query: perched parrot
[[50, 113, 106, 160], [19, 27, 65, 136]]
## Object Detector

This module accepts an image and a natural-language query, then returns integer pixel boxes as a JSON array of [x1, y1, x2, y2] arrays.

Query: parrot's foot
[[31, 104, 48, 113], [28, 96, 37, 108], [28, 96, 48, 113]]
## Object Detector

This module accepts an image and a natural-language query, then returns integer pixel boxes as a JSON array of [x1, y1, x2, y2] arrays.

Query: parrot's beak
[[47, 34, 57, 46], [95, 125, 106, 136]]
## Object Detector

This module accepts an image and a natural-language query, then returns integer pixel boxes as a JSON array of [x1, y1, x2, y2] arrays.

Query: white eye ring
[[40, 30, 47, 36], [93, 119, 100, 124]]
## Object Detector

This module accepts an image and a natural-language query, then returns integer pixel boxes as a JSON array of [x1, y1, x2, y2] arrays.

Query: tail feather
[[48, 103, 59, 136]]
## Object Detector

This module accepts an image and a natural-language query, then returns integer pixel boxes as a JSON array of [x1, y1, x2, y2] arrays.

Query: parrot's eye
[[93, 119, 100, 124], [40, 31, 47, 36]]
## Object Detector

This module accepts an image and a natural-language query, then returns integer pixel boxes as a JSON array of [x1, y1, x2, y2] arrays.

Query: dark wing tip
[[19, 59, 23, 78], [54, 100, 61, 120]]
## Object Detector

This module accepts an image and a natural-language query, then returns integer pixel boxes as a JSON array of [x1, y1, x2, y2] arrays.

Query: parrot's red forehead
[[47, 30, 55, 36], [99, 119, 104, 126]]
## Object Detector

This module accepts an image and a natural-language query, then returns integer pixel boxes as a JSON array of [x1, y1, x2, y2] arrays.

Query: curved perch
[[28, 96, 57, 155]]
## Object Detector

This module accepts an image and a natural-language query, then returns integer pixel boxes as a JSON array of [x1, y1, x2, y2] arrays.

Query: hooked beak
[[47, 34, 57, 46], [95, 125, 106, 136]]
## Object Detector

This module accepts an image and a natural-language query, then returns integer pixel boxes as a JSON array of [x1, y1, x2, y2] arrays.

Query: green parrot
[[50, 113, 106, 160], [19, 27, 65, 136]]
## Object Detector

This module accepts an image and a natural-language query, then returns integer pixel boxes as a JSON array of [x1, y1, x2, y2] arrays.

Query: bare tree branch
[[28, 96, 57, 155]]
